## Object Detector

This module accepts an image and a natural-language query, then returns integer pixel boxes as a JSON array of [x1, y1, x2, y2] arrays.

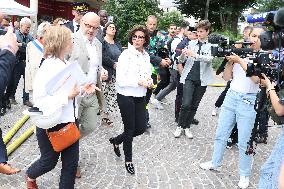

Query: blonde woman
[[26, 26, 84, 189]]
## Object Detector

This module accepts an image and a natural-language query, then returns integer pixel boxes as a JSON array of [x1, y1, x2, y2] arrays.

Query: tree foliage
[[102, 0, 161, 45], [255, 0, 284, 12], [175, 0, 256, 35], [158, 10, 185, 31]]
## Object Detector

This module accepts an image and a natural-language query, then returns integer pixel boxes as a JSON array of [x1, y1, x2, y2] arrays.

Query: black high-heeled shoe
[[125, 162, 135, 174], [109, 137, 121, 157]]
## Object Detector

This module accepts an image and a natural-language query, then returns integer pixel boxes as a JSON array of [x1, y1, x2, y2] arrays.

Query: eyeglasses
[[132, 35, 145, 40], [83, 22, 100, 31]]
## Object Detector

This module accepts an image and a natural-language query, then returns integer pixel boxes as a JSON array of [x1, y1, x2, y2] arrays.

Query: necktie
[[197, 41, 203, 55], [76, 24, 80, 32]]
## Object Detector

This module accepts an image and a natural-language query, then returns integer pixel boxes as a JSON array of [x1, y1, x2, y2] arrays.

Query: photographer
[[200, 26, 266, 189], [258, 73, 284, 189], [0, 27, 20, 174]]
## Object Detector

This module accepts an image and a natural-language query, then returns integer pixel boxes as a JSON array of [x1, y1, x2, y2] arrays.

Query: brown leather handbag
[[47, 122, 80, 152], [46, 99, 80, 152]]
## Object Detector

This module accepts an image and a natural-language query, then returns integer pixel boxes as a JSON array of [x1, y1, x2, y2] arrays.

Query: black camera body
[[209, 34, 254, 74], [247, 8, 284, 81], [246, 52, 279, 81], [260, 9, 284, 51]]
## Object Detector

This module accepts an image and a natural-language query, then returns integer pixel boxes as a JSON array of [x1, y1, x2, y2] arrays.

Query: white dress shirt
[[116, 45, 152, 97], [81, 32, 101, 85], [33, 57, 78, 124]]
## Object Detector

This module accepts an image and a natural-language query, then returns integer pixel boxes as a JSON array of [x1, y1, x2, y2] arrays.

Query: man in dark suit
[[0, 27, 21, 175], [96, 10, 108, 42], [64, 2, 89, 33]]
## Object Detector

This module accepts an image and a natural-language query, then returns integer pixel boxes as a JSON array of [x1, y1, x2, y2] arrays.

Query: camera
[[208, 33, 254, 75], [157, 47, 170, 59], [246, 52, 279, 81], [260, 8, 284, 50], [246, 7, 284, 81]]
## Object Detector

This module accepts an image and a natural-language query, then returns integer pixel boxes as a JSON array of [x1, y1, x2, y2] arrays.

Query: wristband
[[267, 88, 275, 94]]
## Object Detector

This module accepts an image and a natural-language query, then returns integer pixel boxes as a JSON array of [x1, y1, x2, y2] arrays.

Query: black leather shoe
[[109, 138, 121, 157], [0, 108, 6, 116], [192, 118, 199, 125], [125, 162, 135, 174]]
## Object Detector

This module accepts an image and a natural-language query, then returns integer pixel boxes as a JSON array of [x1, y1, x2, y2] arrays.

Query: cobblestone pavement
[[0, 78, 282, 189]]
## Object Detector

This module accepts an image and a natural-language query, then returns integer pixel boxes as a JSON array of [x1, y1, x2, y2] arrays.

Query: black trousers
[[26, 124, 79, 189], [214, 80, 231, 108], [153, 67, 170, 95], [5, 62, 29, 102], [115, 94, 147, 162], [178, 80, 207, 129], [175, 74, 183, 121], [0, 129, 8, 163]]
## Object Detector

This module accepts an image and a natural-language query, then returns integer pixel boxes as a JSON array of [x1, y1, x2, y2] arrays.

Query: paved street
[[0, 78, 282, 189]]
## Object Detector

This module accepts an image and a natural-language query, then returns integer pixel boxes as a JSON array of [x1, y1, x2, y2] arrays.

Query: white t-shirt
[[230, 63, 259, 94]]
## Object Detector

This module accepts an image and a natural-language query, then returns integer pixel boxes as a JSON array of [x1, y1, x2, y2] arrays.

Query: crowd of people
[[0, 2, 283, 189]]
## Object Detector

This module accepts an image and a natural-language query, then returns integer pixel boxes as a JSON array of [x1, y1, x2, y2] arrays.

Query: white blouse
[[116, 45, 152, 97], [33, 57, 78, 124]]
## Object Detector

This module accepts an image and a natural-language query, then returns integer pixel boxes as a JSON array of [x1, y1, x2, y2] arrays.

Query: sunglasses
[[132, 35, 145, 40]]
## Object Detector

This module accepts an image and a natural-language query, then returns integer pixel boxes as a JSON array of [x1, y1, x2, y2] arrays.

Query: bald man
[[67, 12, 108, 177]]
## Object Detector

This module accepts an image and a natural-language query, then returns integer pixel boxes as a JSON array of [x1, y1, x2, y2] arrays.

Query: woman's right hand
[[68, 84, 79, 99]]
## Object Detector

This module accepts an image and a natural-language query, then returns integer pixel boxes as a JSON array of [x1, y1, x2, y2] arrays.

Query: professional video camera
[[260, 8, 284, 51], [208, 33, 254, 75], [245, 8, 284, 82]]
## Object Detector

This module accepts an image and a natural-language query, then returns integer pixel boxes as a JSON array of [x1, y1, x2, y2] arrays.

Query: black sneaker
[[125, 162, 135, 174]]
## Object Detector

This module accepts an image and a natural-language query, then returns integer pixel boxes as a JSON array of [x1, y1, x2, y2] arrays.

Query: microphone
[[274, 7, 284, 27]]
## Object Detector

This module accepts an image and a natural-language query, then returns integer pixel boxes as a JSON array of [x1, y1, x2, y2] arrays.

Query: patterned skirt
[[101, 75, 118, 114]]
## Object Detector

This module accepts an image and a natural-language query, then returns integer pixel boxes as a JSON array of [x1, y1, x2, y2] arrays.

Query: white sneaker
[[199, 161, 217, 170], [152, 99, 164, 110], [238, 176, 249, 189], [211, 107, 219, 116], [174, 127, 183, 138], [184, 128, 193, 139]]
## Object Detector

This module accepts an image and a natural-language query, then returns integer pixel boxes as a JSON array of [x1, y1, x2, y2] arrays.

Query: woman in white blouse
[[109, 25, 152, 174], [25, 26, 91, 189]]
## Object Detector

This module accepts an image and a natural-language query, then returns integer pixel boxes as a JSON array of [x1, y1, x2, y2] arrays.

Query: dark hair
[[195, 20, 211, 31], [128, 25, 150, 47], [103, 22, 118, 40], [180, 21, 189, 30]]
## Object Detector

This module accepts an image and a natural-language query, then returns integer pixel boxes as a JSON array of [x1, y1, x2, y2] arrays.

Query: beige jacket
[[25, 40, 43, 92]]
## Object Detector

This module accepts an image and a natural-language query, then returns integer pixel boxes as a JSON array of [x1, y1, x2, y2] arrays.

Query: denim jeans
[[258, 128, 284, 189], [211, 89, 257, 176]]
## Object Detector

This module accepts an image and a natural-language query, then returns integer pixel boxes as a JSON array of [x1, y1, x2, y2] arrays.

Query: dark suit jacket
[[64, 21, 75, 33], [0, 49, 16, 97]]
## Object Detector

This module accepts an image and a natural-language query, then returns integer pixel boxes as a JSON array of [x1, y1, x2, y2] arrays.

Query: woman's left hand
[[260, 73, 274, 89]]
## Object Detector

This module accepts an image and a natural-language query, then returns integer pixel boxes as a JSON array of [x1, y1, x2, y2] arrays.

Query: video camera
[[260, 8, 284, 51], [208, 33, 254, 75], [246, 8, 284, 82]]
